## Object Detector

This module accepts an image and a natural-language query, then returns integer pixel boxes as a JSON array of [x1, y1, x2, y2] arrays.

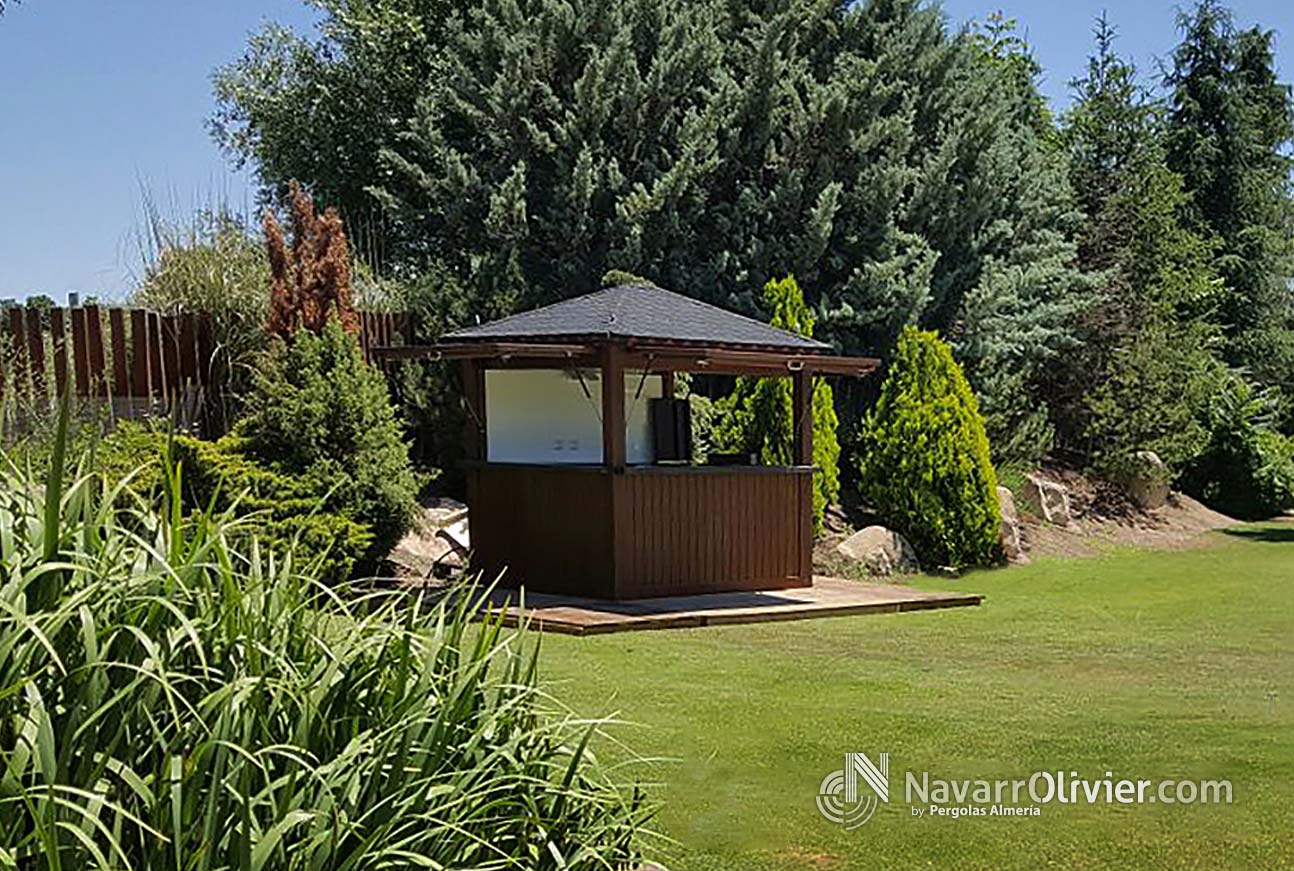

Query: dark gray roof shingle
[[444, 284, 829, 351]]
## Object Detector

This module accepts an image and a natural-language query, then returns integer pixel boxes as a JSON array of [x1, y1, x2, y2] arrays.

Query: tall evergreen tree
[[213, 0, 1090, 464], [1058, 15, 1228, 473], [1164, 0, 1294, 417]]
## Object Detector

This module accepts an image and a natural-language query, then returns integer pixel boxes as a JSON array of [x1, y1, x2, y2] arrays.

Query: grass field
[[538, 524, 1294, 870]]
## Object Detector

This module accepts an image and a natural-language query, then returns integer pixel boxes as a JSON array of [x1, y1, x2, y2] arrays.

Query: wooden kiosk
[[377, 284, 879, 600]]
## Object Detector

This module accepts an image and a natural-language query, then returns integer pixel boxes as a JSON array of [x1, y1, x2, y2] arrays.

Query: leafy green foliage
[[1182, 379, 1294, 519], [858, 328, 1000, 567], [0, 426, 653, 868], [213, 0, 1090, 464], [712, 276, 839, 531], [236, 318, 418, 569]]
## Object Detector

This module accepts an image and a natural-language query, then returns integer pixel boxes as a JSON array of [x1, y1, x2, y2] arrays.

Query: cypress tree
[[713, 275, 840, 532]]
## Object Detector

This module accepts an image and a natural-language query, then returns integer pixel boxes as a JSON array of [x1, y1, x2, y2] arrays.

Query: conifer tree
[[713, 276, 840, 532], [859, 327, 1000, 568], [263, 180, 359, 340], [1164, 1, 1294, 415], [214, 0, 1091, 464], [1056, 16, 1228, 473]]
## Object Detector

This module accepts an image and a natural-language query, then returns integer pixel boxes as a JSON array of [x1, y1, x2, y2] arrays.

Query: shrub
[[67, 421, 373, 584], [858, 327, 1001, 567], [1181, 378, 1294, 520], [0, 407, 652, 868], [237, 317, 419, 568], [713, 275, 841, 532]]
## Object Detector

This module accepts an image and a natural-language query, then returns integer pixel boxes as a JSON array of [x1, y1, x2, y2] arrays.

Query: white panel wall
[[485, 369, 664, 464]]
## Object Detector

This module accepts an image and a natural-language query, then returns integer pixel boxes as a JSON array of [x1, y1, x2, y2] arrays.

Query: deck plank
[[472, 576, 982, 636]]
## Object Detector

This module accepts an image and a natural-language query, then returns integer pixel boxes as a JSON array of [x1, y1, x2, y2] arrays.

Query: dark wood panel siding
[[612, 469, 812, 598], [467, 464, 813, 600], [467, 464, 615, 597]]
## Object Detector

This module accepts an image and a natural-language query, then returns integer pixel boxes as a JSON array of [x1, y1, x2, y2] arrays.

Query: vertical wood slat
[[70, 307, 90, 396], [130, 309, 150, 398], [24, 308, 46, 396], [6, 308, 25, 387], [195, 314, 214, 385], [178, 313, 198, 385], [84, 305, 106, 396], [109, 309, 129, 397], [161, 315, 181, 395], [49, 308, 68, 395], [146, 312, 165, 402]]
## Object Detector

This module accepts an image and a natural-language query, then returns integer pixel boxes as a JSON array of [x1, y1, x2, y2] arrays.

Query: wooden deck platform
[[478, 576, 982, 636]]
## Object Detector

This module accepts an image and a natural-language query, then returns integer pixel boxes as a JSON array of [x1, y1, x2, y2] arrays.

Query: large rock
[[997, 486, 1028, 564], [1020, 474, 1074, 527], [1122, 450, 1170, 510], [836, 526, 920, 576]]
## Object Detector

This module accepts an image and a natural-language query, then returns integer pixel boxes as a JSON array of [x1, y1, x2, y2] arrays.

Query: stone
[[1123, 450, 1170, 510], [836, 525, 920, 576], [1020, 474, 1074, 527], [997, 486, 1028, 564]]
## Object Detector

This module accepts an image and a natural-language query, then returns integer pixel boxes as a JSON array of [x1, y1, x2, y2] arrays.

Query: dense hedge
[[858, 327, 1000, 567]]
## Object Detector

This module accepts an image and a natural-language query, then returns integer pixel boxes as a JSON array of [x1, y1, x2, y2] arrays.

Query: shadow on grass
[[1221, 525, 1294, 543]]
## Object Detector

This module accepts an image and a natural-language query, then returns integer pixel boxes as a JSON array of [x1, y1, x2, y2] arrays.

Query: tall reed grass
[[0, 403, 653, 869]]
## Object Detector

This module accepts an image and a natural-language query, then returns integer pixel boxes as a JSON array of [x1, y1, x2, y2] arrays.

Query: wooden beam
[[370, 341, 595, 362], [601, 343, 626, 471], [792, 369, 813, 466]]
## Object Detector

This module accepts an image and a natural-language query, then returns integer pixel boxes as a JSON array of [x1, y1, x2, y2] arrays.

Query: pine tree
[[1164, 1, 1294, 415], [1055, 15, 1228, 473], [713, 276, 840, 532]]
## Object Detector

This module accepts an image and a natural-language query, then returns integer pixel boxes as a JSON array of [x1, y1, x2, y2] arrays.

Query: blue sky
[[0, 0, 1290, 303]]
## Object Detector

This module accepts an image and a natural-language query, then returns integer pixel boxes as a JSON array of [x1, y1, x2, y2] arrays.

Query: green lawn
[[538, 525, 1294, 870]]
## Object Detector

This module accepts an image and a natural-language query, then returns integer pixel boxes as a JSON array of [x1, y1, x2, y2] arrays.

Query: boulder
[[836, 526, 920, 576], [1020, 474, 1074, 527], [1122, 450, 1170, 510], [997, 486, 1028, 564]]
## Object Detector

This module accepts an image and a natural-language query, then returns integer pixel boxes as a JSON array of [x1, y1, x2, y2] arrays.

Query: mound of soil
[[1018, 466, 1237, 559]]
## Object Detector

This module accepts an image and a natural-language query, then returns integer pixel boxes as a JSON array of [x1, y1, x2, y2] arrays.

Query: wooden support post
[[461, 359, 487, 461], [70, 306, 90, 396], [792, 369, 813, 466], [109, 309, 129, 398], [661, 370, 675, 399], [601, 343, 626, 471], [84, 305, 106, 396]]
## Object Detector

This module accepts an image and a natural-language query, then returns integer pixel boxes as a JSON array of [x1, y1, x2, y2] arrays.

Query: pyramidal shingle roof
[[444, 284, 829, 351]]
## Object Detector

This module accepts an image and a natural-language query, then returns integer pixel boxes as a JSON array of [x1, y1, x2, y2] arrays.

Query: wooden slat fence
[[2, 306, 414, 405], [358, 310, 414, 367], [1, 305, 214, 405]]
